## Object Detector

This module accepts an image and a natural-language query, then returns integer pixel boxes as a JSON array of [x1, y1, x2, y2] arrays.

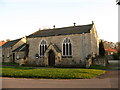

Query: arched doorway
[[48, 50, 55, 66], [12, 53, 15, 63]]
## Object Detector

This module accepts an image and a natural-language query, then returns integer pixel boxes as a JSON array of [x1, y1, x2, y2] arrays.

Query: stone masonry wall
[[27, 33, 92, 66], [2, 47, 13, 62], [90, 24, 99, 56], [2, 37, 26, 63], [14, 52, 25, 63]]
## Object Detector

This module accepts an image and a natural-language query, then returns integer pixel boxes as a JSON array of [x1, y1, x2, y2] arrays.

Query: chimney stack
[[53, 25, 55, 29], [92, 21, 94, 24], [73, 23, 76, 26]]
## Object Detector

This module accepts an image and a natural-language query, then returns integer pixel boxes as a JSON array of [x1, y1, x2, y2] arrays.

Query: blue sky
[[0, 0, 118, 42]]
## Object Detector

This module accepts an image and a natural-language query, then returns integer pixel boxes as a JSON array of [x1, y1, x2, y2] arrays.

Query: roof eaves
[[12, 43, 26, 52], [27, 24, 93, 38]]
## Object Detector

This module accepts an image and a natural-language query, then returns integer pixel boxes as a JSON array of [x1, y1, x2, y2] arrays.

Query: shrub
[[90, 65, 111, 70], [112, 53, 119, 60], [2, 62, 19, 66], [99, 40, 105, 56]]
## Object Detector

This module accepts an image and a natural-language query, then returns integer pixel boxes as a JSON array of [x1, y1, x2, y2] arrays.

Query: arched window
[[40, 40, 47, 57], [63, 38, 72, 56]]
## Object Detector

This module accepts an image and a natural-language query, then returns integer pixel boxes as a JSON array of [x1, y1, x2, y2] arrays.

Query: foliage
[[113, 41, 120, 60], [6, 39, 10, 42], [1, 66, 105, 79], [112, 53, 119, 60], [117, 42, 120, 51], [90, 65, 111, 70], [2, 62, 19, 66], [2, 66, 33, 69], [99, 40, 105, 56]]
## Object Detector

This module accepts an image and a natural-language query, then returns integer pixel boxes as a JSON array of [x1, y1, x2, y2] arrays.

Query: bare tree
[[6, 39, 10, 42]]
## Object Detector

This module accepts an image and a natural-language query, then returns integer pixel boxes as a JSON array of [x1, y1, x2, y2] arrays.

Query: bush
[[112, 53, 120, 60], [2, 62, 19, 66], [90, 65, 111, 70], [99, 40, 105, 56]]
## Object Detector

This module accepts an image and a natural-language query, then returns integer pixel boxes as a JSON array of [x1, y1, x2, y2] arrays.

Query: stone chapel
[[25, 21, 99, 67]]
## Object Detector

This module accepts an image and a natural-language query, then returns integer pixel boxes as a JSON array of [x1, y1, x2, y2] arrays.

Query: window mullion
[[40, 40, 47, 57], [41, 45, 43, 56], [43, 44, 45, 56], [63, 38, 72, 56], [40, 45, 41, 56], [43, 44, 45, 53], [70, 43, 72, 56], [65, 43, 66, 56], [68, 43, 70, 56]]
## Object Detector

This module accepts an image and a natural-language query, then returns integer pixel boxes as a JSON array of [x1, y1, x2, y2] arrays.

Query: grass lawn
[[1, 66, 105, 79], [2, 62, 19, 66], [89, 65, 111, 70]]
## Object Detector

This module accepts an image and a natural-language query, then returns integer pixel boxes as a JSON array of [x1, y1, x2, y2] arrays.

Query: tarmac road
[[2, 70, 119, 88], [2, 77, 111, 88], [2, 60, 119, 88]]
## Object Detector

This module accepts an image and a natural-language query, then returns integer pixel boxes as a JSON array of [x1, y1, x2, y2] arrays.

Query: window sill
[[62, 56, 72, 58], [39, 56, 44, 58]]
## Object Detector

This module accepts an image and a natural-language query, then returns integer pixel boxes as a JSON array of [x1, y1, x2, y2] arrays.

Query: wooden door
[[12, 53, 15, 63], [48, 50, 55, 66]]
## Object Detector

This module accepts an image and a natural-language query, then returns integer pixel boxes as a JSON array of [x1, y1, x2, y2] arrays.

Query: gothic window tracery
[[40, 40, 47, 57], [63, 38, 72, 56]]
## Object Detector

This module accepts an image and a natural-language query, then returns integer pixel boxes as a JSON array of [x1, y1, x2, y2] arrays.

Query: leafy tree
[[99, 40, 105, 56], [112, 53, 119, 60], [6, 39, 10, 42], [113, 42, 120, 60]]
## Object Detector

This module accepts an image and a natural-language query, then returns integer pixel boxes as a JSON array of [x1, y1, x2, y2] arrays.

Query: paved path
[[2, 71, 119, 88]]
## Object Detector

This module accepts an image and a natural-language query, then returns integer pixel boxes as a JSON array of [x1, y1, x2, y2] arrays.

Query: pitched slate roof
[[12, 43, 27, 52], [47, 43, 61, 53], [2, 38, 21, 48], [53, 44, 61, 52], [27, 24, 93, 38]]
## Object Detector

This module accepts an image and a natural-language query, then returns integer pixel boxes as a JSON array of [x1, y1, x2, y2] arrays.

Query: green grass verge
[[90, 65, 111, 70], [2, 62, 19, 66], [2, 66, 105, 79], [2, 66, 33, 69]]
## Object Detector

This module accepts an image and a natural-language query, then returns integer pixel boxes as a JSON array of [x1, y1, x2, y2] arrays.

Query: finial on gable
[[92, 21, 94, 24], [53, 25, 55, 29]]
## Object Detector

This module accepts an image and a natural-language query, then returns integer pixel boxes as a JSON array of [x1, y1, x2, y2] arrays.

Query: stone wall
[[14, 52, 25, 63], [13, 37, 26, 50], [93, 56, 108, 66], [90, 24, 99, 56], [27, 33, 93, 66], [2, 37, 26, 63], [2, 47, 13, 62]]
